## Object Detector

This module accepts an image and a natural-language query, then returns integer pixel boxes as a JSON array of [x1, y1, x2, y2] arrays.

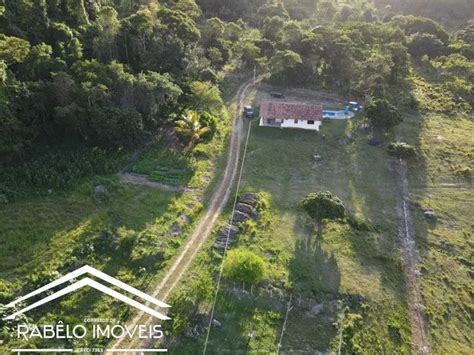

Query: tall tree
[[175, 110, 210, 154], [93, 6, 120, 62], [366, 98, 403, 130], [302, 191, 345, 238]]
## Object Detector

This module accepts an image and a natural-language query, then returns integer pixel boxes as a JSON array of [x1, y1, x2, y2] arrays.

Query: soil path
[[111, 79, 254, 351], [119, 172, 186, 192], [397, 160, 429, 354]]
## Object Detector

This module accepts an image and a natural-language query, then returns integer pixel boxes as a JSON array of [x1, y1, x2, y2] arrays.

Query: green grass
[[172, 108, 411, 353], [396, 112, 473, 353], [131, 147, 196, 186], [0, 91, 235, 352], [0, 172, 190, 350]]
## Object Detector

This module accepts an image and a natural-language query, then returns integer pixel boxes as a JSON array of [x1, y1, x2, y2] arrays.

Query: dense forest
[[1, 0, 472, 200], [1, 0, 472, 152]]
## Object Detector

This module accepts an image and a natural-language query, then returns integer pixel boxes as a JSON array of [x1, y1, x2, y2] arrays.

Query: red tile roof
[[260, 101, 323, 121]]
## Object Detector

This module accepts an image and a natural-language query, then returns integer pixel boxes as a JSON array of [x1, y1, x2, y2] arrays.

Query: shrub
[[223, 249, 266, 284], [199, 111, 218, 141], [346, 215, 372, 232], [302, 191, 345, 222], [387, 142, 417, 159], [0, 280, 14, 304]]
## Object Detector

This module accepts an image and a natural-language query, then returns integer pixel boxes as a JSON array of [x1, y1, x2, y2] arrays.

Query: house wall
[[281, 118, 321, 131]]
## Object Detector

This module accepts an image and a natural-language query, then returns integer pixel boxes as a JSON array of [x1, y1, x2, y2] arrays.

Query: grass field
[[172, 86, 412, 353], [1, 74, 471, 353], [0, 82, 235, 351], [171, 81, 473, 353], [397, 112, 473, 353]]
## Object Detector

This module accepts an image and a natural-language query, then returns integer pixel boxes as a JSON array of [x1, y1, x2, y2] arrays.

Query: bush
[[387, 142, 416, 159], [0, 146, 126, 201], [0, 280, 14, 304], [346, 215, 373, 232], [223, 249, 266, 284], [199, 111, 218, 141], [301, 191, 345, 223]]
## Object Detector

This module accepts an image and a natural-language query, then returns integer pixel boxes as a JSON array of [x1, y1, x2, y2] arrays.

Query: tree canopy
[[302, 191, 346, 224], [366, 98, 403, 130], [223, 249, 266, 284], [0, 0, 471, 161]]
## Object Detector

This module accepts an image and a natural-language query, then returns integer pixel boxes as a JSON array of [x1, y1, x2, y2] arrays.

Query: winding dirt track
[[110, 79, 253, 351], [397, 160, 429, 355]]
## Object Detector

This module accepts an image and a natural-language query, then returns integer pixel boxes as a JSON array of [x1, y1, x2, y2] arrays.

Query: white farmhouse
[[259, 101, 324, 131]]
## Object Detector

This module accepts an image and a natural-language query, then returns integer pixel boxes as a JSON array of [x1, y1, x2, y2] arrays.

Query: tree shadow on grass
[[289, 237, 341, 296], [282, 230, 341, 352], [174, 284, 285, 354]]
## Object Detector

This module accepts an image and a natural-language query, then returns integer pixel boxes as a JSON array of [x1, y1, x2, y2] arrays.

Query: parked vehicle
[[243, 105, 254, 118], [347, 101, 363, 112], [270, 91, 285, 99]]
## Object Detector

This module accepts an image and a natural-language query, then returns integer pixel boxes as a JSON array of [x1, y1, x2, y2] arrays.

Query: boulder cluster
[[214, 192, 259, 252]]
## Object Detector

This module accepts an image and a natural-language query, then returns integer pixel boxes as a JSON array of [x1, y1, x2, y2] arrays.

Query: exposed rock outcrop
[[239, 192, 258, 207], [214, 224, 239, 250], [213, 192, 261, 252]]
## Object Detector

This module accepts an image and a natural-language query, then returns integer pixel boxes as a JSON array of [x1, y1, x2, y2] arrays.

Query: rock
[[231, 210, 250, 224], [185, 326, 198, 338], [179, 214, 191, 224], [311, 304, 324, 315], [423, 209, 437, 221], [259, 279, 274, 288], [212, 319, 222, 327], [236, 202, 258, 218], [170, 224, 183, 236], [218, 224, 239, 238], [196, 313, 210, 326], [95, 185, 108, 195], [240, 192, 258, 207], [214, 224, 240, 251]]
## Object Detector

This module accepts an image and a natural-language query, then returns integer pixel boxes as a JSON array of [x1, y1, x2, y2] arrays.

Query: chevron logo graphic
[[4, 265, 171, 321]]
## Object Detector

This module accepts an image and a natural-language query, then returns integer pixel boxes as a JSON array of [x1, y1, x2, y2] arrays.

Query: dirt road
[[397, 160, 429, 354], [110, 79, 254, 351]]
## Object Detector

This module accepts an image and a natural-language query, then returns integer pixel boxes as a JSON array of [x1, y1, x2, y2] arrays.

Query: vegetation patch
[[131, 147, 196, 186]]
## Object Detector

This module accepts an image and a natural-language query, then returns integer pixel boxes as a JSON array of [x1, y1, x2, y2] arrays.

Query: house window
[[294, 119, 298, 124], [308, 120, 315, 125]]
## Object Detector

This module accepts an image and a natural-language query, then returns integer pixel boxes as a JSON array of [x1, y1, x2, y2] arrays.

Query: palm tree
[[175, 110, 210, 154]]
